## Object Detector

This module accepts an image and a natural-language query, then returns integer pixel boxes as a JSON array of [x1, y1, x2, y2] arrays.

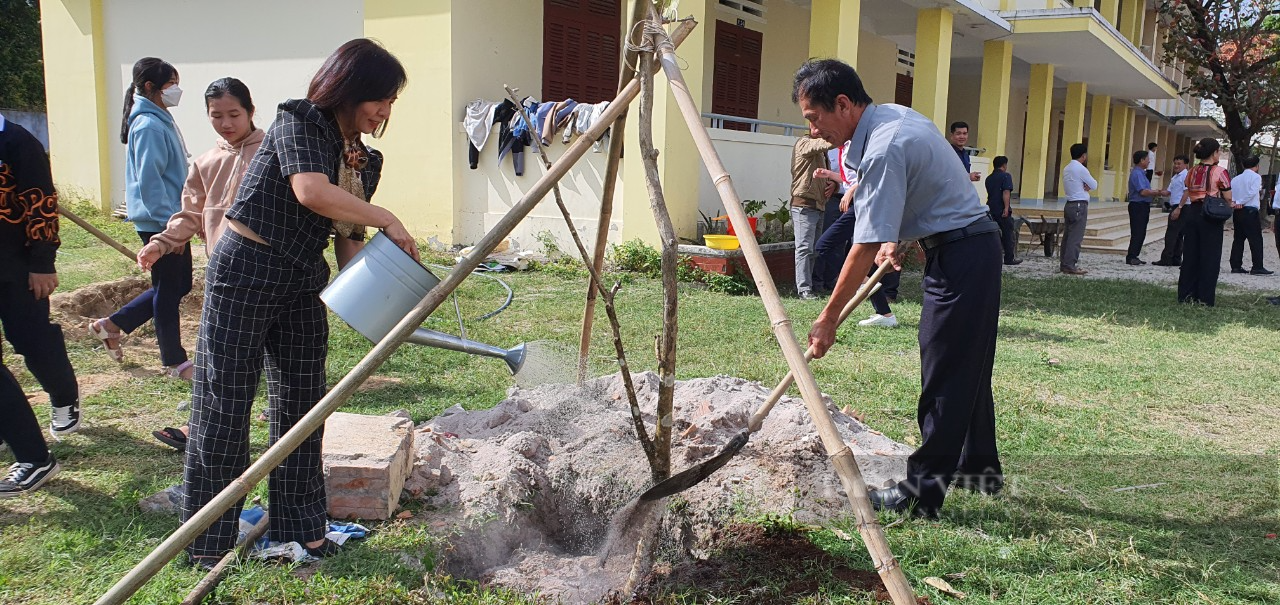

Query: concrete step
[[1018, 221, 1167, 256]]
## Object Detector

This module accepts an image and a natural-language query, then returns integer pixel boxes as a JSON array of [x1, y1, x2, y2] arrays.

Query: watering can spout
[[406, 328, 526, 375]]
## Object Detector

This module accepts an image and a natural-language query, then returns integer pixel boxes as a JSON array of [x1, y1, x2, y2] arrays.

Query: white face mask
[[161, 85, 183, 108]]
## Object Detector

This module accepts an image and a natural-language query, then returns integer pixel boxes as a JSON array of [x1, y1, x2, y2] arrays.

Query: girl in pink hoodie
[[138, 78, 261, 449], [138, 77, 262, 268]]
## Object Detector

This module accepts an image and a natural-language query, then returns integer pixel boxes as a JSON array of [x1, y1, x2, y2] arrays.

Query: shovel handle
[[58, 207, 137, 262], [747, 262, 893, 432]]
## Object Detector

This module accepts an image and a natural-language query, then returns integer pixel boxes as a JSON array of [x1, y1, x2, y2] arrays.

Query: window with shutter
[[711, 20, 762, 131], [895, 74, 913, 107], [543, 0, 622, 104]]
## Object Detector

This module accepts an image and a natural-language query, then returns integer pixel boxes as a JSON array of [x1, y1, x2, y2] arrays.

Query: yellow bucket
[[703, 234, 740, 250]]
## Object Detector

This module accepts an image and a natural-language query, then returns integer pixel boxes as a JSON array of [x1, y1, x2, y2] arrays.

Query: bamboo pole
[[577, 0, 652, 384], [58, 207, 136, 261], [180, 513, 269, 605], [93, 23, 699, 605], [649, 21, 918, 605]]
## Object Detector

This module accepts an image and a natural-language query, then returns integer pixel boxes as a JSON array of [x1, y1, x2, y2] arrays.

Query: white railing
[[702, 112, 808, 136]]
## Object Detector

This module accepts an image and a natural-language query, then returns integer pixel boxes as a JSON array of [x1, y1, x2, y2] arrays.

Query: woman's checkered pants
[[182, 231, 332, 558]]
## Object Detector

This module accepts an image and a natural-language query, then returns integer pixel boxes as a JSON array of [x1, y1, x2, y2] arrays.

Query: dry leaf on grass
[[831, 528, 854, 541], [924, 576, 966, 599]]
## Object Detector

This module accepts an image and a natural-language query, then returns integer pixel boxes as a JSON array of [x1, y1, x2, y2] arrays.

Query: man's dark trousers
[[1229, 207, 1265, 271], [1127, 201, 1151, 260], [0, 278, 78, 408], [1157, 204, 1185, 265], [814, 203, 900, 306], [899, 231, 1003, 508], [986, 204, 1018, 263]]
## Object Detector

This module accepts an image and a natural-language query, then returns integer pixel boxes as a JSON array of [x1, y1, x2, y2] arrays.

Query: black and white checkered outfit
[[182, 99, 382, 558]]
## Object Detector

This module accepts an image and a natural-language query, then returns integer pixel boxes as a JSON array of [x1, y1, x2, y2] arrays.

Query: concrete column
[[1087, 94, 1111, 198], [809, 0, 859, 65], [1072, 0, 1092, 7], [621, 0, 711, 244], [1132, 113, 1150, 165], [1060, 82, 1088, 181], [913, 8, 954, 132], [1113, 108, 1135, 198], [978, 40, 1013, 158], [1122, 0, 1146, 46], [39, 0, 113, 209], [1108, 103, 1128, 174], [1099, 0, 1120, 27], [1021, 64, 1055, 203], [364, 0, 457, 242]]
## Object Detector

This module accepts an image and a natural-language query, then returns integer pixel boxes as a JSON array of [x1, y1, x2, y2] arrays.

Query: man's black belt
[[918, 218, 1000, 252]]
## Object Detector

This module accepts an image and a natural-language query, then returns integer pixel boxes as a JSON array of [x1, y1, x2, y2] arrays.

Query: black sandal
[[153, 426, 188, 450], [305, 538, 342, 559]]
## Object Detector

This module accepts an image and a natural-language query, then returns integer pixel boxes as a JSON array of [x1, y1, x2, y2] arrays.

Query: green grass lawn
[[1, 204, 1277, 604]]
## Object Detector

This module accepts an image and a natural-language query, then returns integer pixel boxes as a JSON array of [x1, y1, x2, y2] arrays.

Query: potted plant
[[726, 199, 766, 236]]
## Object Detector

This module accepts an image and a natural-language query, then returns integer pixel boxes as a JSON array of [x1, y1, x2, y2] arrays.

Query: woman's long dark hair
[[205, 77, 256, 131], [1192, 137, 1220, 161], [121, 57, 178, 144], [306, 39, 407, 138]]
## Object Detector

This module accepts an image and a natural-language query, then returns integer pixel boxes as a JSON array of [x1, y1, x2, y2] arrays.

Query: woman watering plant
[[139, 77, 365, 451], [181, 38, 417, 568]]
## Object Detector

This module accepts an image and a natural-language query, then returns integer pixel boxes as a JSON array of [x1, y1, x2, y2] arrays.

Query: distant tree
[[1159, 0, 1280, 168], [0, 0, 45, 111]]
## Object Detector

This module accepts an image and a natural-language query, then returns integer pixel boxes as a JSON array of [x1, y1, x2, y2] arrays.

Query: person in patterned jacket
[[0, 112, 80, 497]]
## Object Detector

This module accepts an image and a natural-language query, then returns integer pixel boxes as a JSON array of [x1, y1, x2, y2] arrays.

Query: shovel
[[638, 262, 892, 502]]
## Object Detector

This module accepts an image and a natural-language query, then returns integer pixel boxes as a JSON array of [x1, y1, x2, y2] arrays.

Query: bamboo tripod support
[[648, 18, 918, 605], [577, 0, 651, 384], [92, 23, 697, 605], [58, 207, 137, 262]]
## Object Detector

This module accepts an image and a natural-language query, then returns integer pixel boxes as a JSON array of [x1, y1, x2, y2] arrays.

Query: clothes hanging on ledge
[[464, 98, 516, 170], [560, 101, 611, 153]]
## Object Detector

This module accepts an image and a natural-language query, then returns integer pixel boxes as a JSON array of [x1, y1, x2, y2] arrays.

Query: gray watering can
[[320, 232, 527, 375]]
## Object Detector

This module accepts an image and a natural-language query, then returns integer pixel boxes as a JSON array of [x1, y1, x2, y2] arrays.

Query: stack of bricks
[[322, 411, 415, 520]]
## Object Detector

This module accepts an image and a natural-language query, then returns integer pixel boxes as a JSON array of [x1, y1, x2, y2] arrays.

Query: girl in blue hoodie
[[89, 57, 194, 380]]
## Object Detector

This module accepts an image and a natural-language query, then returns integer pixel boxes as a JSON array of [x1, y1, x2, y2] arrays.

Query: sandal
[[165, 360, 194, 382], [152, 426, 188, 450], [88, 319, 123, 363]]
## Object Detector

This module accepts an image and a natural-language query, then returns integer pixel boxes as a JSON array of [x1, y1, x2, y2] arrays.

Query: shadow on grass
[[1000, 274, 1275, 334]]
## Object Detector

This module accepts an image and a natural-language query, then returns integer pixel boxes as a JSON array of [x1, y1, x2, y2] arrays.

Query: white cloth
[[0, 112, 6, 132], [464, 99, 499, 152], [560, 101, 610, 152], [1231, 169, 1262, 208], [1167, 168, 1188, 207], [1061, 159, 1098, 202]]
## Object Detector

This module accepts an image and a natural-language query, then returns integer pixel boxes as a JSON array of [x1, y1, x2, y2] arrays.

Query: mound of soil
[[407, 371, 914, 603], [628, 523, 932, 604]]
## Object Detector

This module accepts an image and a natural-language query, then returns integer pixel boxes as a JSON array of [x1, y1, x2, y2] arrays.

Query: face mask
[[161, 85, 183, 108]]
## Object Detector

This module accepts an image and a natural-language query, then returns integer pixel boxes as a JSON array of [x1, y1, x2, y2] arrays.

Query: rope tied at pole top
[[625, 19, 688, 73]]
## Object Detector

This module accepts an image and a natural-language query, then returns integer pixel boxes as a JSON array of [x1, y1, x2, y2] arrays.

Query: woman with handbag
[[1172, 137, 1233, 305]]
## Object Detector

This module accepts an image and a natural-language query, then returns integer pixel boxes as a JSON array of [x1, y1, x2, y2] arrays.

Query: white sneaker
[[51, 402, 81, 437], [858, 314, 898, 328]]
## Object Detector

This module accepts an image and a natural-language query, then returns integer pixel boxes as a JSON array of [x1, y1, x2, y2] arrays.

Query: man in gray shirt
[[795, 59, 1004, 517]]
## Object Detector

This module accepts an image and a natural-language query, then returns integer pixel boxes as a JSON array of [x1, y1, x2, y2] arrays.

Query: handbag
[[1202, 194, 1233, 223]]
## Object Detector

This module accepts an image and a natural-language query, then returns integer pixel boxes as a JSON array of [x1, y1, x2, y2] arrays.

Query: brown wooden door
[[543, 0, 622, 104], [895, 74, 913, 107], [711, 20, 762, 131]]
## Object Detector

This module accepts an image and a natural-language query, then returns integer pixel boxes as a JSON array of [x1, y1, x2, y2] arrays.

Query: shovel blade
[[638, 431, 750, 502]]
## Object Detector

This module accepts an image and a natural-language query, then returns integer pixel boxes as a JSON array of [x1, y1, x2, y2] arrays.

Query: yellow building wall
[[754, 0, 811, 123], [40, 0, 111, 207], [364, 1, 456, 246], [858, 33, 899, 106]]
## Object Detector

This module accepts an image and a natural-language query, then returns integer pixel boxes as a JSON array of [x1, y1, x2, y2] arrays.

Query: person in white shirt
[[1146, 142, 1159, 182], [1060, 142, 1098, 275], [1154, 155, 1190, 266], [1228, 156, 1272, 275]]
